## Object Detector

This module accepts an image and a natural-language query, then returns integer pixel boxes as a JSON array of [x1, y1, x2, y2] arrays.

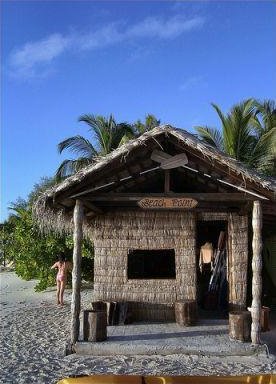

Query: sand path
[[0, 272, 275, 384]]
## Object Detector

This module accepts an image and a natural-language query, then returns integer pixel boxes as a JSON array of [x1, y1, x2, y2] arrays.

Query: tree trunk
[[251, 200, 262, 345], [70, 199, 83, 346]]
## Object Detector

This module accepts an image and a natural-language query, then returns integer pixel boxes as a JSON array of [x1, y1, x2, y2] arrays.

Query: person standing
[[51, 254, 72, 305]]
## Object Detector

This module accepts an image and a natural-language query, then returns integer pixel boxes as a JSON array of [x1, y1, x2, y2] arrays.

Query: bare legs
[[59, 281, 65, 305], [56, 280, 61, 304], [56, 280, 66, 305]]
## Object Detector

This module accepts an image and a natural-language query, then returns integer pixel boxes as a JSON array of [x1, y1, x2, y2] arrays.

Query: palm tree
[[133, 114, 161, 136], [252, 99, 276, 175], [195, 99, 276, 175], [56, 114, 133, 179]]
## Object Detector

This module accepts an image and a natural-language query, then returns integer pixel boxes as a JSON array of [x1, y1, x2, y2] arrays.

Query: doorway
[[196, 220, 228, 315]]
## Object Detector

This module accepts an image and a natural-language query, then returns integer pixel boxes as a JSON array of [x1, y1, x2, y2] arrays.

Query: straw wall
[[197, 211, 248, 310], [228, 213, 248, 310], [89, 210, 196, 321]]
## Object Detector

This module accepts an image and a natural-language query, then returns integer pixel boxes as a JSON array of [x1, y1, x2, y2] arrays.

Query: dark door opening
[[196, 221, 228, 314], [127, 249, 176, 279]]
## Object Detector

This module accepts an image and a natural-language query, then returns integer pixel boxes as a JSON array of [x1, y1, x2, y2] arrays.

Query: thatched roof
[[33, 125, 276, 235]]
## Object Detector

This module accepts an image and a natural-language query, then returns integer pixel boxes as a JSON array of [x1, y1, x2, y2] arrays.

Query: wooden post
[[70, 199, 83, 346], [251, 200, 262, 345], [164, 170, 170, 193]]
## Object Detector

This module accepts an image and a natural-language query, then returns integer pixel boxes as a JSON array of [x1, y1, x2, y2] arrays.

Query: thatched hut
[[33, 125, 276, 345]]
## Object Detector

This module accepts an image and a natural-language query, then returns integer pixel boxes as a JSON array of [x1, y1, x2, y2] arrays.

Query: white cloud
[[9, 14, 205, 79], [179, 76, 207, 91], [9, 34, 71, 78], [78, 23, 123, 50], [127, 15, 204, 39]]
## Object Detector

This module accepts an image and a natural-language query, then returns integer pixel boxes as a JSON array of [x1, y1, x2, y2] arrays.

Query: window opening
[[127, 249, 176, 279]]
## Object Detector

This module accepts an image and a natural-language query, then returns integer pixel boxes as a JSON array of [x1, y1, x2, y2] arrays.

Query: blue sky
[[1, 1, 276, 222]]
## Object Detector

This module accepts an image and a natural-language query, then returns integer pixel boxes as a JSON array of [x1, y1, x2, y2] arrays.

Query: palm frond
[[253, 99, 276, 135], [133, 114, 161, 136], [57, 135, 98, 158], [78, 114, 108, 154], [195, 126, 223, 150], [55, 158, 94, 179], [111, 123, 134, 149], [211, 103, 227, 128]]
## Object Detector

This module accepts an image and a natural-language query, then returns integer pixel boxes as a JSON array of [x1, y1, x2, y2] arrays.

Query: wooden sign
[[138, 197, 198, 209]]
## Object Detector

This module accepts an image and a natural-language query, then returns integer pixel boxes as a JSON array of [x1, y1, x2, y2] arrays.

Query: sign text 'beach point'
[[138, 198, 198, 209]]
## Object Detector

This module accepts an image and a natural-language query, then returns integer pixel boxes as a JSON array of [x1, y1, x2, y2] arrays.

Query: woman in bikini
[[51, 254, 72, 305]]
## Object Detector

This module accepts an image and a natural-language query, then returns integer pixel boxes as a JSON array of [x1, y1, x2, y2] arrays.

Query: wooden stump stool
[[83, 310, 107, 342], [229, 311, 251, 342], [261, 306, 270, 332], [91, 301, 107, 311], [175, 300, 198, 326], [91, 300, 129, 325]]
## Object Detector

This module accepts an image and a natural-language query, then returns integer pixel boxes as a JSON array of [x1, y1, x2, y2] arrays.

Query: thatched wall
[[87, 209, 248, 320], [197, 211, 248, 310], [89, 210, 196, 321], [228, 213, 248, 310]]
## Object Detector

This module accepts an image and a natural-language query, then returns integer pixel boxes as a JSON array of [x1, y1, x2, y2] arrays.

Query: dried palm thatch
[[33, 125, 276, 235], [91, 210, 196, 321]]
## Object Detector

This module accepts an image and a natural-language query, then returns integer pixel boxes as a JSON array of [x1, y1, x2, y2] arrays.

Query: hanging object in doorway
[[199, 242, 214, 273]]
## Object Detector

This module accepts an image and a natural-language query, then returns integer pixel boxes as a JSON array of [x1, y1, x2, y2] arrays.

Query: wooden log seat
[[175, 300, 198, 326], [91, 301, 129, 325], [83, 310, 107, 342], [229, 311, 251, 342]]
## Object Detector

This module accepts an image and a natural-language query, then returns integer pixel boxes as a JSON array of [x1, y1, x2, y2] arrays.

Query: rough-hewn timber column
[[228, 213, 248, 310], [251, 200, 262, 345], [71, 199, 83, 346]]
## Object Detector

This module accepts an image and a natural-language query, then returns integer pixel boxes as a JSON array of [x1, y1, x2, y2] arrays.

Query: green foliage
[[28, 177, 58, 204], [1, 179, 94, 291], [56, 114, 134, 179], [195, 98, 276, 176], [133, 114, 161, 136], [56, 113, 160, 179]]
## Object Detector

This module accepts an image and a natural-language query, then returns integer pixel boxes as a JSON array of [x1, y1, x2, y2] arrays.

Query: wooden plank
[[138, 197, 198, 209], [151, 149, 188, 169], [168, 135, 274, 200], [164, 170, 170, 193], [151, 149, 171, 163], [88, 193, 256, 202], [161, 153, 188, 169], [82, 200, 103, 214]]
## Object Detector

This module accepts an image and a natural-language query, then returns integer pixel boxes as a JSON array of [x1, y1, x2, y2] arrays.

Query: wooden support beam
[[88, 193, 257, 202], [251, 200, 262, 345], [164, 170, 170, 193], [168, 137, 271, 199], [82, 200, 103, 215], [71, 199, 83, 347], [68, 166, 160, 199]]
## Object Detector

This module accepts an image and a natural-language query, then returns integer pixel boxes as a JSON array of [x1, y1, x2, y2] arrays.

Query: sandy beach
[[0, 271, 275, 384]]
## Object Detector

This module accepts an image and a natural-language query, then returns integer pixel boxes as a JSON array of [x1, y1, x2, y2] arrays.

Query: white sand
[[0, 272, 275, 384]]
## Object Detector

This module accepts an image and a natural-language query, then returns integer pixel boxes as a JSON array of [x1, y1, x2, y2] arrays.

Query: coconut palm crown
[[55, 113, 161, 179], [195, 99, 276, 176], [55, 114, 133, 179]]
